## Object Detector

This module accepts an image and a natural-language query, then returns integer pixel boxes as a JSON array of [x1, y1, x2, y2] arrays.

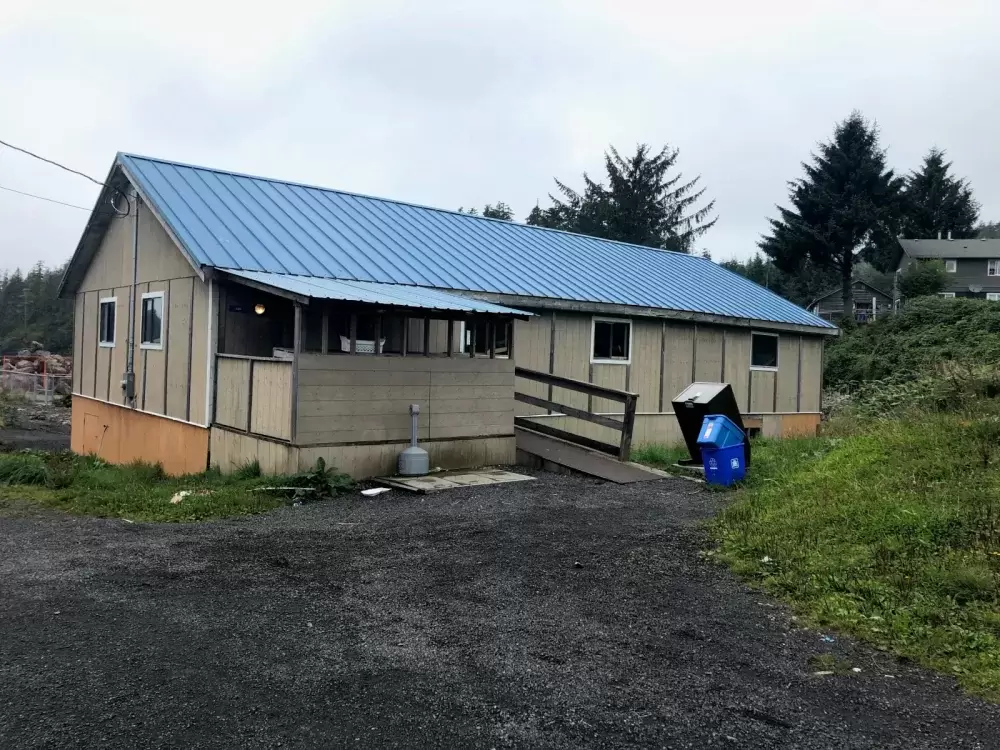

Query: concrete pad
[[477, 470, 534, 484]]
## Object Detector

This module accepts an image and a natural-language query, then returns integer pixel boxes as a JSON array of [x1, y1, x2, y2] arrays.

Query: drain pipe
[[398, 403, 429, 476], [122, 190, 139, 406]]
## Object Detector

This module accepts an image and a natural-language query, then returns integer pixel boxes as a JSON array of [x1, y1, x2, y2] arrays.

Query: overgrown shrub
[[898, 259, 947, 299], [825, 297, 1000, 387], [0, 453, 50, 485], [233, 459, 262, 480], [283, 458, 353, 498]]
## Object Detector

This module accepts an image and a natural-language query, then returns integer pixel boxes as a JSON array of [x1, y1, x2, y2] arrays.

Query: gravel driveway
[[1, 472, 998, 749]]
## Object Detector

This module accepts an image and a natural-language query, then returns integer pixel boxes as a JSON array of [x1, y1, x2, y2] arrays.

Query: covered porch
[[208, 271, 529, 477]]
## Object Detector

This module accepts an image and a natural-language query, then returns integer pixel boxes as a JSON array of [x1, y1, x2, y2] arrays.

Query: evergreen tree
[[526, 144, 716, 253], [457, 203, 515, 221], [902, 149, 979, 239], [759, 112, 904, 316], [978, 221, 1000, 239]]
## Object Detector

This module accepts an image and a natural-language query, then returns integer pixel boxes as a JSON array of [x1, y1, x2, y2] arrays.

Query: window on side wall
[[98, 297, 116, 347], [140, 291, 165, 349], [989, 260, 1000, 277], [944, 260, 957, 273], [939, 292, 956, 299], [987, 293, 1000, 302], [750, 332, 778, 370], [591, 318, 631, 363]]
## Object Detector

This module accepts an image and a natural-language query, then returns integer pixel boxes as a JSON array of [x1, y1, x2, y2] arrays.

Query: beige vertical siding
[[661, 323, 695, 408], [215, 357, 251, 430], [71, 191, 211, 427], [723, 330, 751, 410], [693, 327, 724, 382], [513, 313, 551, 416], [749, 370, 776, 412], [629, 319, 661, 412], [776, 336, 801, 412], [799, 337, 824, 412], [551, 314, 590, 412], [250, 361, 293, 440]]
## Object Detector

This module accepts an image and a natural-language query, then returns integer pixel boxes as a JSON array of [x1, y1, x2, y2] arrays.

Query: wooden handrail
[[514, 366, 638, 461]]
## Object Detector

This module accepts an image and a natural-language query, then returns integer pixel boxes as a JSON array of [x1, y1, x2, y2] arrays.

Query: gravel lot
[[1, 472, 998, 749]]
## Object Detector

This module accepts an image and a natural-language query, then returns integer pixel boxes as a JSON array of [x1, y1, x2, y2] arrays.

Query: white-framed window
[[750, 332, 779, 370], [944, 260, 958, 273], [590, 317, 631, 364], [939, 292, 956, 298], [98, 297, 116, 347], [140, 291, 165, 349], [461, 319, 510, 357], [987, 293, 1000, 302], [989, 260, 1000, 277]]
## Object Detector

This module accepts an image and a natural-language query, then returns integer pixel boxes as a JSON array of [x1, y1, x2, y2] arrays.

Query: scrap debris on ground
[[1, 472, 998, 749]]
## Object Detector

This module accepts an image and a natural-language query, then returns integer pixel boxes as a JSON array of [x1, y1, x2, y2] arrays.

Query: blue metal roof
[[118, 153, 835, 331], [223, 269, 530, 316]]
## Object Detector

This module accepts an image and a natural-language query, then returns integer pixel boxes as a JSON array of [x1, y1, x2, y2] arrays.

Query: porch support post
[[423, 316, 431, 356], [488, 320, 496, 359], [321, 308, 329, 354], [469, 318, 476, 358], [447, 320, 454, 357], [290, 302, 302, 443], [401, 316, 408, 357], [349, 314, 357, 355], [374, 315, 382, 356]]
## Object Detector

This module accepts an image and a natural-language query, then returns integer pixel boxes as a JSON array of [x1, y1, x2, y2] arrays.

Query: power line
[[0, 183, 90, 211], [0, 138, 104, 186]]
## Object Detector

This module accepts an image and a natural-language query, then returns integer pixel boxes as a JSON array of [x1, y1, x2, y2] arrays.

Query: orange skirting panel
[[780, 412, 821, 437], [71, 396, 209, 476]]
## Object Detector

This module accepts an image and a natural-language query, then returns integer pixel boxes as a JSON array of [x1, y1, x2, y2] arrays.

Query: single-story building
[[59, 153, 837, 478], [809, 279, 892, 323]]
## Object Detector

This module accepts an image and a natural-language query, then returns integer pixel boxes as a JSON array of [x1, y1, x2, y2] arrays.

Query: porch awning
[[219, 269, 531, 317]]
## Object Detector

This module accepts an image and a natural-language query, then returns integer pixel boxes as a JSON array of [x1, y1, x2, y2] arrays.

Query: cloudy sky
[[1, 0, 997, 272]]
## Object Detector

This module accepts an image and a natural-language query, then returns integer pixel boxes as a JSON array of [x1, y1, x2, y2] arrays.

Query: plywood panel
[[590, 364, 627, 413], [131, 282, 148, 413], [750, 370, 776, 413], [799, 337, 824, 412], [249, 360, 293, 440], [781, 413, 821, 437], [661, 323, 695, 408], [80, 291, 99, 397], [629, 319, 661, 413], [140, 280, 168, 415], [210, 428, 298, 475], [776, 336, 801, 412], [73, 293, 85, 393], [512, 313, 551, 416], [215, 357, 251, 430], [72, 396, 209, 476], [188, 279, 211, 424], [165, 277, 194, 419], [723, 330, 751, 412], [551, 314, 590, 411], [693, 327, 724, 382], [79, 206, 194, 293]]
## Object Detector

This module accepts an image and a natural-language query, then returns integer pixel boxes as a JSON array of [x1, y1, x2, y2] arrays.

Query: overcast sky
[[1, 0, 997, 273]]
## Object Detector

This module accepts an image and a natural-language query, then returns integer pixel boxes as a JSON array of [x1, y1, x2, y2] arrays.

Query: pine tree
[[457, 203, 515, 221], [759, 112, 904, 316], [977, 221, 1000, 239], [902, 149, 979, 239], [526, 144, 716, 253]]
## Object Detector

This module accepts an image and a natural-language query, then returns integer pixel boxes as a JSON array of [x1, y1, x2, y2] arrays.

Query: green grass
[[637, 415, 1000, 701], [631, 443, 690, 470], [0, 451, 353, 523]]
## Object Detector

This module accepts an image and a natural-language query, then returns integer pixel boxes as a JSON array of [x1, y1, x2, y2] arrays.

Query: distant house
[[897, 238, 1000, 300], [59, 153, 836, 478], [809, 280, 893, 323]]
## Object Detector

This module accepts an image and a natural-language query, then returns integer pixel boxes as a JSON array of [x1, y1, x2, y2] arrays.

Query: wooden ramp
[[515, 427, 664, 484]]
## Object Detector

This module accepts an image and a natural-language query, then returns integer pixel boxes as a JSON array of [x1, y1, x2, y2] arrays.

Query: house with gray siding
[[809, 280, 892, 323], [897, 238, 1000, 300]]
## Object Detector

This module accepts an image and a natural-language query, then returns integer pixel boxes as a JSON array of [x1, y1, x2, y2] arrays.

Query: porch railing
[[513, 367, 637, 461], [214, 354, 293, 441]]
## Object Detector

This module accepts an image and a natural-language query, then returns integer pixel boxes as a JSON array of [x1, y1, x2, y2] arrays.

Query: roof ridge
[[117, 151, 702, 261]]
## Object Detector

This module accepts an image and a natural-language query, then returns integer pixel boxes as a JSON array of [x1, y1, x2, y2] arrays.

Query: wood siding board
[[776, 336, 800, 412], [185, 277, 196, 420], [799, 337, 823, 412], [658, 321, 666, 412], [512, 314, 551, 417], [250, 361, 293, 440], [693, 327, 724, 383], [73, 293, 85, 392], [750, 370, 777, 413], [661, 323, 695, 408], [722, 330, 751, 411]]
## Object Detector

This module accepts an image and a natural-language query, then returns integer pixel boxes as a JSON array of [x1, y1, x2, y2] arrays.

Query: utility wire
[[0, 183, 90, 211], [0, 138, 105, 186]]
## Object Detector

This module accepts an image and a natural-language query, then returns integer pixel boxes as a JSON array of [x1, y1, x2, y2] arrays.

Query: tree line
[[464, 112, 995, 311], [0, 262, 74, 354]]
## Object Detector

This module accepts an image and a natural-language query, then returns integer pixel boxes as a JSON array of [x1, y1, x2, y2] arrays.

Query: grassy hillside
[[825, 297, 1000, 387]]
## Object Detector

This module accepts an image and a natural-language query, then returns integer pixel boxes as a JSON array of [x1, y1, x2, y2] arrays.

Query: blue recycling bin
[[696, 414, 747, 486]]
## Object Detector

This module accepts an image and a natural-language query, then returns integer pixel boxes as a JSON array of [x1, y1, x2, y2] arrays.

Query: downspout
[[122, 190, 139, 406]]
